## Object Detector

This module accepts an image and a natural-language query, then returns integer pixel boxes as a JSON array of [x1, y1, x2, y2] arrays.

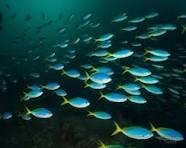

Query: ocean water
[[0, 0, 186, 148]]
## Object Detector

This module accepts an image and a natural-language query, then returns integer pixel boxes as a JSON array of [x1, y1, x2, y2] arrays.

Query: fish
[[61, 97, 90, 108], [1, 112, 13, 120], [142, 85, 163, 95], [135, 76, 159, 84], [85, 72, 112, 84], [112, 121, 153, 140], [84, 82, 106, 90], [87, 111, 112, 120], [97, 141, 124, 148], [129, 17, 146, 23], [83, 13, 92, 20], [89, 66, 114, 75], [181, 25, 186, 34], [25, 107, 53, 119], [41, 82, 60, 90], [145, 12, 159, 19], [55, 89, 67, 97], [88, 50, 109, 57], [107, 49, 134, 59], [145, 56, 168, 62], [121, 26, 137, 31], [145, 49, 170, 57], [61, 69, 81, 78], [112, 13, 128, 23], [21, 89, 43, 101], [117, 83, 140, 91], [49, 63, 64, 71], [99, 92, 127, 103], [122, 66, 152, 77], [177, 14, 186, 19], [96, 33, 114, 42], [125, 89, 141, 96], [150, 123, 184, 142], [18, 113, 32, 121], [128, 96, 147, 104]]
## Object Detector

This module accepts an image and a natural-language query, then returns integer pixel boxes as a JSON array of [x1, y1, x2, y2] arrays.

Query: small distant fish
[[112, 13, 128, 23], [128, 96, 147, 104], [24, 14, 32, 21], [142, 85, 163, 95], [87, 111, 112, 120], [121, 26, 137, 31], [145, 12, 159, 19], [55, 89, 67, 97], [83, 13, 92, 20], [97, 141, 124, 148], [129, 17, 146, 23], [96, 33, 114, 42], [1, 112, 13, 120], [177, 14, 186, 19]]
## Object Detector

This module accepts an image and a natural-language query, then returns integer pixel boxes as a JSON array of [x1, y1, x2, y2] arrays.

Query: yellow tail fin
[[122, 66, 129, 74], [181, 25, 186, 34], [61, 69, 65, 75], [144, 58, 149, 62], [116, 85, 121, 90], [144, 48, 149, 55], [61, 97, 69, 105], [149, 122, 157, 132], [25, 106, 32, 115], [183, 68, 186, 73], [84, 81, 89, 88], [89, 66, 96, 72], [98, 92, 104, 100], [111, 121, 122, 136], [85, 72, 90, 81], [134, 77, 138, 82], [106, 52, 114, 58], [87, 111, 94, 117], [97, 140, 106, 148], [47, 65, 51, 70]]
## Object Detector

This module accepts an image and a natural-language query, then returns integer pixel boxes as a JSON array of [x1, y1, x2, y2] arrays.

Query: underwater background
[[0, 0, 186, 148]]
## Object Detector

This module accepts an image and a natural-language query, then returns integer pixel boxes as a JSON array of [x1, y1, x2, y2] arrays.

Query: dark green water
[[0, 0, 186, 148]]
